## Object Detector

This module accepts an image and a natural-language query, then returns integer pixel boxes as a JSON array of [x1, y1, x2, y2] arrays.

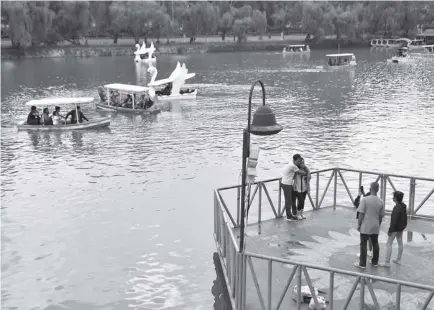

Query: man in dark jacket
[[65, 106, 89, 124], [380, 191, 407, 267]]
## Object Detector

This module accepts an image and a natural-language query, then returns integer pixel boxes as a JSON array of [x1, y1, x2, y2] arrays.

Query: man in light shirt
[[354, 182, 385, 269], [281, 154, 308, 222]]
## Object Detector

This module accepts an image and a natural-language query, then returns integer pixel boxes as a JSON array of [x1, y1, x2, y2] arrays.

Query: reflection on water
[[1, 49, 434, 309]]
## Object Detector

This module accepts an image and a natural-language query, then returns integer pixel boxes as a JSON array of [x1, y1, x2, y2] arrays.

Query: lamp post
[[239, 80, 283, 252]]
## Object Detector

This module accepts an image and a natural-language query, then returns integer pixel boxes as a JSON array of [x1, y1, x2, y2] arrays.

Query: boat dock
[[213, 168, 434, 310]]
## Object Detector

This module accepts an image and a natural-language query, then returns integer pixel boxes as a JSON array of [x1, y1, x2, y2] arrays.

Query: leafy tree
[[219, 11, 234, 40], [2, 2, 32, 48], [109, 1, 128, 44], [252, 9, 267, 39]]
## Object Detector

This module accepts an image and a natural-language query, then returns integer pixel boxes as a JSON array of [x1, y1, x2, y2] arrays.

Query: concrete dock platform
[[233, 206, 434, 310]]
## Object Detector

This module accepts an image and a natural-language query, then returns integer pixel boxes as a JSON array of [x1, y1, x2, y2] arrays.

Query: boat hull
[[387, 57, 413, 63], [327, 61, 357, 68], [17, 118, 111, 131], [95, 102, 161, 114], [157, 89, 198, 101]]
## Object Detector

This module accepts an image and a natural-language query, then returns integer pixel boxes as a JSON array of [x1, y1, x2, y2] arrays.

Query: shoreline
[[1, 38, 369, 60]]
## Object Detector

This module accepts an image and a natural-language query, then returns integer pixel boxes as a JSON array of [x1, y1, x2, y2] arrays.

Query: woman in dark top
[[27, 106, 41, 125], [380, 191, 407, 267], [41, 108, 53, 125]]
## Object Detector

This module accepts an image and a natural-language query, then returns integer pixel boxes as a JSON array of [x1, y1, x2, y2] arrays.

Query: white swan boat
[[18, 97, 111, 131], [387, 47, 414, 64], [134, 41, 157, 64], [96, 83, 161, 114], [283, 44, 310, 53], [147, 62, 197, 101], [326, 53, 357, 67]]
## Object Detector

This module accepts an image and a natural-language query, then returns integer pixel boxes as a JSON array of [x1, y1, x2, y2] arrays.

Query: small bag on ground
[[309, 295, 327, 309], [292, 285, 319, 303]]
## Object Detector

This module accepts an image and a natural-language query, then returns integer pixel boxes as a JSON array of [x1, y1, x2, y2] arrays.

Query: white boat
[[407, 39, 426, 50], [370, 38, 407, 48], [96, 83, 161, 114], [283, 44, 310, 53], [134, 41, 157, 63], [147, 62, 197, 101], [423, 45, 434, 54], [387, 47, 414, 64], [326, 53, 357, 67], [17, 97, 111, 131]]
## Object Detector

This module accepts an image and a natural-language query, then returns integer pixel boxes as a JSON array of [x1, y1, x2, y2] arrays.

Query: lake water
[[1, 48, 434, 310]]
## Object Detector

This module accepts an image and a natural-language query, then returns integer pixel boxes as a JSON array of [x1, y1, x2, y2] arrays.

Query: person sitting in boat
[[156, 82, 172, 96], [110, 91, 120, 106], [52, 106, 65, 125], [41, 108, 53, 125], [122, 94, 133, 108], [328, 58, 333, 66], [65, 106, 89, 124], [27, 106, 41, 125], [338, 58, 342, 65], [98, 86, 107, 103], [143, 94, 154, 109]]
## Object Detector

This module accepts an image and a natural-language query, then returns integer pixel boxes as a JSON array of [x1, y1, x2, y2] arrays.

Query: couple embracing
[[280, 154, 311, 222]]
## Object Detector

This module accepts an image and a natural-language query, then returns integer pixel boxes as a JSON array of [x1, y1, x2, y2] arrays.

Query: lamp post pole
[[239, 80, 266, 253]]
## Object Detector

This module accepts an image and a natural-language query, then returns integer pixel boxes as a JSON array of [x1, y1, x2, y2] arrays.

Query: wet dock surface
[[233, 206, 434, 310]]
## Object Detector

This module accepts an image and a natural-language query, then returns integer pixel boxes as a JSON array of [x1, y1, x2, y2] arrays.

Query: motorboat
[[283, 44, 310, 53], [17, 97, 110, 131], [407, 39, 426, 50], [387, 47, 414, 64], [326, 53, 357, 67], [96, 83, 161, 114], [134, 41, 157, 64], [147, 62, 197, 101]]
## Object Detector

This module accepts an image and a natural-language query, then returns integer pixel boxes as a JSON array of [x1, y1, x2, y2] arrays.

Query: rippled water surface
[[1, 48, 434, 310]]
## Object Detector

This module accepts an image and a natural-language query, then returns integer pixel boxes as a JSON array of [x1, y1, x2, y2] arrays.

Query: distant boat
[[283, 44, 310, 53], [386, 47, 414, 64], [326, 53, 357, 68]]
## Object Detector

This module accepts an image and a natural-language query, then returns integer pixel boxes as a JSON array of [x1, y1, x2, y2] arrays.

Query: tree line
[[2, 1, 434, 49]]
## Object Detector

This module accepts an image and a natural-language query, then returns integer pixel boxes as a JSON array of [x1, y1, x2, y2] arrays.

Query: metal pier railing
[[213, 168, 434, 310]]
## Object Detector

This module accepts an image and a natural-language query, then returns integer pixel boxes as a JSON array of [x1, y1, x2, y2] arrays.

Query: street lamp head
[[250, 104, 283, 136]]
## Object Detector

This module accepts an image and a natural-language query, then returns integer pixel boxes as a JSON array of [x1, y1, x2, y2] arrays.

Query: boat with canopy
[[17, 97, 111, 131], [326, 53, 357, 67], [147, 62, 197, 100], [387, 47, 414, 64], [96, 83, 161, 114], [283, 44, 310, 53]]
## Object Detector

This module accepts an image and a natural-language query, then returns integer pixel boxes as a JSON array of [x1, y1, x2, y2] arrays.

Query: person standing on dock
[[281, 154, 309, 222], [293, 158, 311, 220], [354, 182, 385, 269], [379, 191, 407, 267]]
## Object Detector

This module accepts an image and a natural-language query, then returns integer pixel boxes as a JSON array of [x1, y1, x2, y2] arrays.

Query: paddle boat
[[283, 44, 310, 53], [17, 97, 111, 131], [134, 41, 157, 64], [326, 53, 357, 67], [387, 47, 414, 64], [96, 83, 161, 114], [147, 62, 197, 101]]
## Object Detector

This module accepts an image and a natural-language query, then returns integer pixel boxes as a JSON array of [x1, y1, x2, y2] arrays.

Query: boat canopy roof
[[398, 47, 408, 50], [326, 53, 355, 57], [104, 83, 150, 92], [288, 44, 306, 47], [25, 97, 95, 106]]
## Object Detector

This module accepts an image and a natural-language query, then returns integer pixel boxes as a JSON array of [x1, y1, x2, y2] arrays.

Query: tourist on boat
[[41, 108, 53, 125], [122, 94, 133, 108], [157, 83, 172, 96], [52, 106, 65, 125], [98, 86, 107, 102], [65, 106, 89, 124], [354, 182, 385, 269], [110, 91, 120, 106], [27, 106, 41, 125], [354, 185, 373, 258], [281, 154, 309, 222], [293, 158, 311, 220], [379, 191, 407, 267], [328, 58, 333, 66]]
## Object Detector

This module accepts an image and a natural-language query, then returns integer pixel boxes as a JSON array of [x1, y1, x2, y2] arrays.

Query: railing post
[[409, 178, 416, 218], [267, 260, 272, 310], [359, 278, 365, 310], [278, 179, 282, 217], [329, 271, 334, 310], [297, 265, 302, 310], [237, 186, 241, 226], [358, 172, 362, 192], [258, 183, 262, 223], [333, 169, 337, 208], [316, 172, 319, 209]]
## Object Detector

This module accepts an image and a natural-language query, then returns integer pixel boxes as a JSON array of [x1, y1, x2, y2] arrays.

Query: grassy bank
[[1, 35, 369, 59]]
